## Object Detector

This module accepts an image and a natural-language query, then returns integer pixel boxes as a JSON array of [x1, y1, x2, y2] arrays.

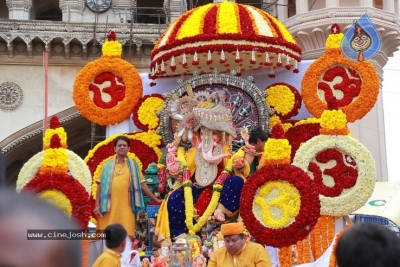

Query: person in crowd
[[0, 189, 81, 267], [93, 223, 127, 267], [93, 136, 162, 244], [336, 222, 400, 267], [208, 222, 272, 267]]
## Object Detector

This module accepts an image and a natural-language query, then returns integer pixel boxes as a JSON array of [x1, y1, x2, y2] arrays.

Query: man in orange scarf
[[208, 222, 272, 267]]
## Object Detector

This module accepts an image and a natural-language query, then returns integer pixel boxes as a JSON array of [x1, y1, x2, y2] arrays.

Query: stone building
[[0, 0, 399, 184]]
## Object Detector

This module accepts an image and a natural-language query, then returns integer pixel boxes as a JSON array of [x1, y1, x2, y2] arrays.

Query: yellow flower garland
[[263, 139, 291, 164], [217, 1, 239, 34], [177, 4, 212, 39], [320, 110, 347, 130], [43, 128, 67, 149]]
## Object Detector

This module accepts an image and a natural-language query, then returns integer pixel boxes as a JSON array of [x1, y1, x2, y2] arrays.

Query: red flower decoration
[[50, 116, 60, 129], [285, 123, 321, 162], [22, 172, 93, 229], [240, 164, 320, 247], [308, 149, 358, 197]]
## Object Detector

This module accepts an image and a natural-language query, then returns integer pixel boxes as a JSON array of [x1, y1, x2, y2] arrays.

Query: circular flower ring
[[301, 49, 379, 122], [73, 57, 143, 126], [16, 150, 92, 194], [240, 164, 320, 247], [292, 135, 376, 216], [21, 172, 92, 229], [266, 82, 302, 119], [132, 94, 165, 131]]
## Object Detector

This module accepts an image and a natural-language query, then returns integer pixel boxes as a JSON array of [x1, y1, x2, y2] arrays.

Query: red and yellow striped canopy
[[150, 1, 302, 78]]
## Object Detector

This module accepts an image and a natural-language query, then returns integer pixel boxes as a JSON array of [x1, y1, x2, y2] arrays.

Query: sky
[[382, 50, 400, 182]]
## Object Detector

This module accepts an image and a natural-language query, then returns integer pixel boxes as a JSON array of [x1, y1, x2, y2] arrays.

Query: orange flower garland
[[278, 246, 292, 267], [301, 26, 379, 122], [73, 31, 143, 126]]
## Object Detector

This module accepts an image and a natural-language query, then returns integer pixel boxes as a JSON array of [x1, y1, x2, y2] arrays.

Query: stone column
[[277, 0, 288, 20], [164, 0, 186, 24], [295, 0, 309, 14], [359, 0, 374, 7], [6, 0, 32, 20], [382, 0, 395, 12], [325, 0, 339, 8], [59, 0, 85, 22]]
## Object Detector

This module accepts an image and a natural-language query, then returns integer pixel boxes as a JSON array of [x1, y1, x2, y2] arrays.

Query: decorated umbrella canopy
[[150, 1, 302, 79]]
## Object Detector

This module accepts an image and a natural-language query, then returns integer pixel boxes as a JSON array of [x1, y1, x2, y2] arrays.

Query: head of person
[[104, 223, 127, 253], [336, 223, 400, 267], [221, 222, 246, 255], [141, 257, 150, 267], [0, 189, 81, 267], [248, 127, 268, 152], [113, 136, 130, 158]]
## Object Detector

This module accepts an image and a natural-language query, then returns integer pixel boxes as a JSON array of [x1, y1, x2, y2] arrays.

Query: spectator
[[93, 223, 127, 267], [336, 222, 400, 267], [0, 189, 81, 267]]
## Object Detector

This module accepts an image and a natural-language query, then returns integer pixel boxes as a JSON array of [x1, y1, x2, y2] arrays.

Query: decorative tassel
[[220, 49, 227, 63], [182, 53, 187, 67], [207, 50, 213, 64], [235, 48, 241, 63], [264, 52, 272, 66], [160, 60, 166, 74], [170, 56, 176, 71], [269, 66, 275, 78], [192, 51, 199, 65], [293, 61, 299, 73], [285, 56, 293, 70], [155, 62, 159, 74], [250, 49, 256, 64], [277, 53, 282, 66]]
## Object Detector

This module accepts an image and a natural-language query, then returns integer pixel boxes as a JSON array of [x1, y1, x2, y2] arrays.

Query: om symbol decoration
[[89, 72, 126, 109], [318, 66, 361, 108], [308, 148, 358, 198]]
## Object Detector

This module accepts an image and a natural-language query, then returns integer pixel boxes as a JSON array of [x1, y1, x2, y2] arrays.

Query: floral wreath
[[292, 135, 376, 216], [266, 82, 302, 120], [21, 172, 92, 229], [132, 94, 165, 131], [73, 31, 143, 126], [240, 164, 320, 248], [301, 26, 379, 123], [16, 150, 92, 194]]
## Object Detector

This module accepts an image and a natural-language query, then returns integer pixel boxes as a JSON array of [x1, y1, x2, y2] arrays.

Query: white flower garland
[[293, 135, 376, 216], [16, 150, 92, 194]]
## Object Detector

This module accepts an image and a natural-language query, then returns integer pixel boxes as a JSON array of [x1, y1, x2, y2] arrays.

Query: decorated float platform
[[15, 2, 385, 267]]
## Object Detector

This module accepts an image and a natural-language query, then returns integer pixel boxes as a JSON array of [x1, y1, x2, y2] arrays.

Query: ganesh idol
[[155, 85, 258, 242]]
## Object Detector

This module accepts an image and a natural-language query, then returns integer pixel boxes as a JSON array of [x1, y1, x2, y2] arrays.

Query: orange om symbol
[[308, 148, 358, 197], [318, 66, 361, 108], [89, 72, 126, 109]]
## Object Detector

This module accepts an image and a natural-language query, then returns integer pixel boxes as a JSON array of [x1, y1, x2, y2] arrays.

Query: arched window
[[33, 0, 62, 21]]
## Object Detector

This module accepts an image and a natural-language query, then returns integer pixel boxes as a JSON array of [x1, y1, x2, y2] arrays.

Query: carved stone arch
[[296, 30, 313, 52], [0, 107, 106, 186], [33, 0, 62, 21]]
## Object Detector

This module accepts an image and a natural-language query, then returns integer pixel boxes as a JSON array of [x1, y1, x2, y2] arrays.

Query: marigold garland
[[278, 246, 292, 267], [266, 82, 302, 119], [240, 164, 320, 247], [73, 57, 143, 126], [301, 47, 379, 123], [293, 135, 376, 216], [132, 94, 165, 131]]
